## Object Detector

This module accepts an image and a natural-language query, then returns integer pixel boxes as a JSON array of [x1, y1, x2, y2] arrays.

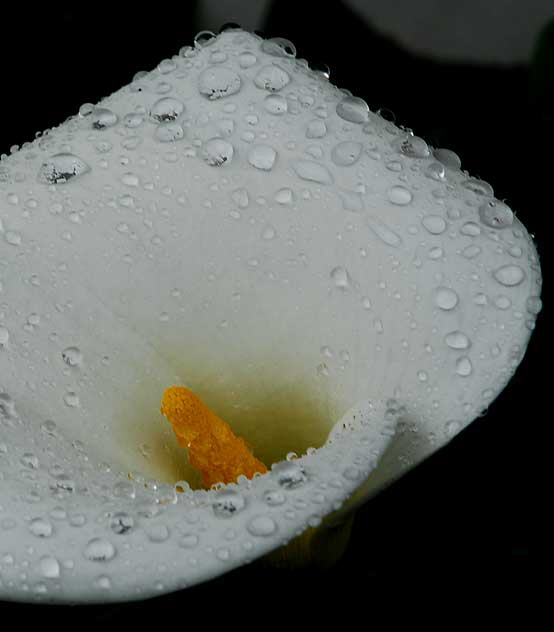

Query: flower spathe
[[0, 29, 541, 602]]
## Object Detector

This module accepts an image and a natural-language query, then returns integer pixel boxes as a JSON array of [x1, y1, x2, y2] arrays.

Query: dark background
[[0, 0, 547, 621]]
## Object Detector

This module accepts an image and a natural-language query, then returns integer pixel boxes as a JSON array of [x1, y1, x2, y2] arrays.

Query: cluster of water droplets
[[0, 26, 541, 602]]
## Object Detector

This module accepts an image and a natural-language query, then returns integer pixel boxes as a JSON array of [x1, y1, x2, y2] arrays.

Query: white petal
[[0, 29, 541, 602]]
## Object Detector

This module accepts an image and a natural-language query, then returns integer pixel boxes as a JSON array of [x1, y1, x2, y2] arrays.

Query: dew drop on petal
[[202, 139, 234, 166], [247, 144, 276, 170], [479, 200, 514, 228], [433, 148, 461, 169], [456, 356, 473, 377], [435, 287, 459, 310], [198, 67, 242, 100], [91, 107, 118, 130], [291, 160, 333, 184], [331, 141, 362, 166], [254, 65, 290, 91], [38, 154, 90, 184], [150, 97, 185, 122], [336, 96, 369, 124], [493, 265, 525, 287], [387, 185, 413, 206], [155, 122, 184, 143], [84, 538, 116, 562], [422, 214, 447, 234], [264, 94, 288, 114], [247, 515, 277, 537], [445, 331, 471, 350]]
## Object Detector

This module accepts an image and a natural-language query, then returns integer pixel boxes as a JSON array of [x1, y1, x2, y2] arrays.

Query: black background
[[0, 1, 546, 622]]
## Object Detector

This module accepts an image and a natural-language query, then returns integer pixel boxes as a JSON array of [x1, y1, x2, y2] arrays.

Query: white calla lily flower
[[0, 28, 541, 603]]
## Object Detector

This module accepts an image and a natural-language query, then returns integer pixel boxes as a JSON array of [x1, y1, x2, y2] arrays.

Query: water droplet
[[425, 162, 446, 181], [109, 512, 134, 535], [462, 178, 494, 197], [367, 217, 402, 247], [291, 160, 333, 184], [147, 524, 170, 542], [336, 96, 369, 124], [247, 144, 276, 170], [479, 200, 514, 228], [0, 326, 9, 346], [331, 266, 351, 289], [331, 141, 362, 166], [455, 356, 473, 377], [21, 453, 39, 469], [84, 538, 116, 562], [272, 461, 308, 489], [62, 346, 82, 367], [63, 392, 80, 408], [387, 185, 412, 206], [493, 265, 525, 287], [39, 556, 60, 578], [4, 230, 21, 246], [275, 188, 293, 204], [155, 122, 184, 142], [462, 245, 482, 259], [263, 94, 288, 114], [435, 287, 459, 310], [306, 119, 327, 138], [179, 534, 199, 548], [150, 97, 185, 122], [29, 518, 53, 537], [94, 575, 112, 590], [123, 113, 143, 128], [262, 37, 297, 58], [526, 296, 542, 315], [194, 30, 216, 47], [445, 331, 471, 350], [247, 515, 278, 537], [198, 67, 242, 99], [239, 52, 257, 68], [494, 295, 512, 310], [434, 148, 461, 169], [393, 135, 430, 158], [212, 489, 246, 518], [254, 65, 290, 91], [460, 222, 481, 237], [38, 153, 90, 184], [91, 107, 118, 130], [422, 215, 447, 234], [202, 139, 234, 166]]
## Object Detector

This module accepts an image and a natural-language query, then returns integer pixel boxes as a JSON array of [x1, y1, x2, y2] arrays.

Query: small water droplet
[[109, 512, 134, 535], [460, 222, 481, 237], [84, 538, 116, 562], [247, 515, 278, 537], [462, 178, 494, 197], [150, 97, 185, 122], [331, 266, 351, 289], [422, 215, 447, 234], [91, 107, 118, 130], [493, 265, 525, 287], [264, 93, 288, 115], [393, 135, 430, 158], [275, 188, 293, 205], [331, 141, 362, 166], [212, 489, 246, 518], [202, 138, 234, 166], [387, 185, 413, 206], [254, 65, 290, 91], [336, 96, 369, 124], [306, 119, 327, 138], [435, 287, 459, 310], [262, 37, 297, 58], [155, 122, 184, 143], [248, 144, 276, 170], [194, 30, 216, 47], [39, 556, 60, 578], [62, 346, 82, 367], [29, 518, 53, 537], [198, 67, 242, 99], [291, 160, 333, 184], [479, 200, 514, 228], [445, 331, 471, 350], [38, 154, 90, 184], [455, 356, 473, 377]]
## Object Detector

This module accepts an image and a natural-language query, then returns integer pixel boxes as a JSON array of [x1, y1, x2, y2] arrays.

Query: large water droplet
[[155, 122, 184, 143], [433, 148, 461, 169], [435, 287, 459, 310], [387, 185, 413, 206], [62, 346, 83, 367], [39, 556, 60, 578], [271, 461, 308, 489], [445, 331, 471, 350], [254, 65, 290, 91], [202, 139, 234, 166], [262, 37, 297, 58], [479, 200, 514, 228], [264, 94, 288, 114], [38, 154, 90, 184], [462, 178, 494, 197], [198, 67, 242, 99], [248, 144, 276, 170], [150, 97, 185, 122], [367, 217, 402, 247], [84, 538, 116, 562], [422, 215, 447, 234], [393, 135, 430, 158], [493, 265, 525, 287], [331, 141, 362, 166], [455, 356, 473, 377], [247, 515, 278, 537], [91, 107, 118, 130], [336, 96, 369, 124], [330, 266, 351, 289], [29, 518, 53, 537], [291, 160, 333, 184], [212, 489, 246, 518]]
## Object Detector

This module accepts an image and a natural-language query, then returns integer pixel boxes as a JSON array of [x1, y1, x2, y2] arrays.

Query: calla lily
[[0, 28, 541, 603]]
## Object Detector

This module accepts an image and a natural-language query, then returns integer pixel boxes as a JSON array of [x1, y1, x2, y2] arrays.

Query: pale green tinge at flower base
[[0, 29, 542, 603]]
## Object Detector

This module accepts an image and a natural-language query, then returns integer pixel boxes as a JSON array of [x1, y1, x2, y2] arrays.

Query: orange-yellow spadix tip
[[160, 386, 268, 487]]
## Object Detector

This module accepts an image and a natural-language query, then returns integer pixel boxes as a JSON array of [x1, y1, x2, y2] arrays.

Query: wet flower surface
[[0, 28, 541, 603]]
